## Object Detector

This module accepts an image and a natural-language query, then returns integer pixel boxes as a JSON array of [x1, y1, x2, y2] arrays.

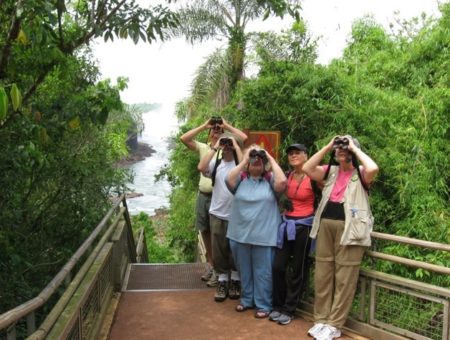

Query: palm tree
[[171, 0, 298, 110]]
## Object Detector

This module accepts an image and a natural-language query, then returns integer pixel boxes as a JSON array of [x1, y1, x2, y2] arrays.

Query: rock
[[115, 142, 156, 167], [126, 192, 144, 199]]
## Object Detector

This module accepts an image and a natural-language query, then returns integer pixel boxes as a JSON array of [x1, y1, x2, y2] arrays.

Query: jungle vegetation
[[0, 0, 448, 323], [0, 0, 297, 316], [164, 3, 450, 289]]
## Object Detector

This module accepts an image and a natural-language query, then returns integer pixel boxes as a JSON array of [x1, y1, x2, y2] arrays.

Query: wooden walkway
[[106, 263, 365, 340]]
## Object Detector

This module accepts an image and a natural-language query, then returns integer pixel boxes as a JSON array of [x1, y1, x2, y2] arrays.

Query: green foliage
[[224, 7, 450, 287], [131, 213, 174, 263], [171, 0, 299, 110], [0, 0, 182, 315]]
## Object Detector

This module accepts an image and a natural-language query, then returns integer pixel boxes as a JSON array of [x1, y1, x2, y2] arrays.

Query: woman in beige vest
[[303, 135, 379, 340]]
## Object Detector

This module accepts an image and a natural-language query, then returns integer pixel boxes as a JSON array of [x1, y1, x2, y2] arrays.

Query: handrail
[[0, 194, 125, 331], [29, 208, 126, 339], [371, 231, 450, 252], [136, 228, 147, 263], [366, 250, 450, 275], [368, 231, 450, 275]]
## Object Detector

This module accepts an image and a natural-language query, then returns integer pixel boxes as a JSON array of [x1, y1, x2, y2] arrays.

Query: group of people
[[180, 117, 379, 340]]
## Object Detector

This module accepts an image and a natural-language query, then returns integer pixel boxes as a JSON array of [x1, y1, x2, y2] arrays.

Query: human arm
[[222, 118, 248, 143], [231, 136, 243, 163], [266, 151, 287, 193], [348, 139, 379, 185], [180, 119, 212, 151], [197, 138, 220, 173], [303, 137, 336, 182], [226, 148, 250, 189]]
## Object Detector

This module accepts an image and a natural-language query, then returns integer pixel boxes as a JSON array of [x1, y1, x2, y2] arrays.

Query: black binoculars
[[219, 138, 233, 148], [249, 149, 268, 162], [209, 116, 223, 126], [333, 136, 349, 150]]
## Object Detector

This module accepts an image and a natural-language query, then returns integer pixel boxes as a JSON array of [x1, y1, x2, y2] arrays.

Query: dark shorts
[[195, 191, 212, 232]]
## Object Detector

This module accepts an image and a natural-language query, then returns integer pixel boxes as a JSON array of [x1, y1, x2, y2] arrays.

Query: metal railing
[[0, 195, 147, 340], [300, 232, 450, 340]]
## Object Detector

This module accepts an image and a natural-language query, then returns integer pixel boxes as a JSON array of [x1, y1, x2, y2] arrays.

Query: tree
[[0, 0, 180, 314], [170, 0, 299, 111]]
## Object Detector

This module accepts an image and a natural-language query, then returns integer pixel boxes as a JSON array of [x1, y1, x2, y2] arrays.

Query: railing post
[[26, 312, 36, 335], [358, 277, 367, 321], [121, 196, 137, 262], [6, 324, 16, 340]]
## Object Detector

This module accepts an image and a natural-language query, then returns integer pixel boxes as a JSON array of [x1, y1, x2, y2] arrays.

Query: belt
[[199, 191, 212, 197]]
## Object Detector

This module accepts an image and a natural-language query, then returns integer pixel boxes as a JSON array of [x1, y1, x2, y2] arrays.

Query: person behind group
[[226, 145, 287, 318], [269, 143, 319, 325], [180, 117, 247, 287], [198, 133, 244, 302], [303, 135, 379, 340]]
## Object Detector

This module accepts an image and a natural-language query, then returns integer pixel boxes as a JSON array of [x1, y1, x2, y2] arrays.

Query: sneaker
[[228, 280, 241, 300], [269, 310, 281, 322], [206, 271, 218, 287], [214, 281, 228, 302], [201, 267, 213, 281], [315, 325, 341, 340], [308, 323, 325, 337], [277, 313, 293, 325]]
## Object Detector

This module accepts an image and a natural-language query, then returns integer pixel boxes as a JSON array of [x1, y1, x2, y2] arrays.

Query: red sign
[[244, 130, 281, 162]]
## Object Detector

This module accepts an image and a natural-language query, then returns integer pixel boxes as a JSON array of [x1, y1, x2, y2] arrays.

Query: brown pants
[[314, 218, 366, 328]]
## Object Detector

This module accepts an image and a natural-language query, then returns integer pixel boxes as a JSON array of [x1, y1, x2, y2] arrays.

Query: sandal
[[254, 310, 270, 319], [235, 304, 251, 312]]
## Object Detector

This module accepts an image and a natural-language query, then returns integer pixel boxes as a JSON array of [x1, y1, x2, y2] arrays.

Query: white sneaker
[[308, 323, 325, 337], [315, 325, 341, 340]]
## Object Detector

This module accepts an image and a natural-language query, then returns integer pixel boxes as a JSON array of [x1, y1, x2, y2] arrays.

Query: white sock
[[231, 271, 240, 281], [218, 273, 229, 282]]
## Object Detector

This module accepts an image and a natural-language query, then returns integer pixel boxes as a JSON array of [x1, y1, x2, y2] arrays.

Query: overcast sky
[[92, 0, 441, 105]]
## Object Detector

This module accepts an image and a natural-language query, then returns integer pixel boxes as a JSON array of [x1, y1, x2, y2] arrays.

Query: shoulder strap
[[211, 153, 222, 186]]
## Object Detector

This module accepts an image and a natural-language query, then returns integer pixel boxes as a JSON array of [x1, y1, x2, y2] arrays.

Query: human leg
[[272, 237, 291, 312], [284, 225, 311, 316], [328, 244, 365, 328], [252, 245, 274, 313], [210, 214, 230, 275], [195, 192, 213, 266], [313, 218, 338, 324], [230, 240, 253, 308], [210, 215, 230, 301]]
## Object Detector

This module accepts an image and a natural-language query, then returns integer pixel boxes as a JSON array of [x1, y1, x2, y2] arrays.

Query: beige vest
[[310, 166, 373, 246]]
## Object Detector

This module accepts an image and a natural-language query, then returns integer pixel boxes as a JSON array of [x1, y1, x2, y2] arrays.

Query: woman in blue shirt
[[226, 145, 287, 318]]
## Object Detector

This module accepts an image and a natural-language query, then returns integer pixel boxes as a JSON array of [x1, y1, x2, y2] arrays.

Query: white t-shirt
[[205, 159, 236, 220]]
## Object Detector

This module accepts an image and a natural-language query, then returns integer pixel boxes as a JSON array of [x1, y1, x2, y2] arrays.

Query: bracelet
[[211, 147, 218, 152]]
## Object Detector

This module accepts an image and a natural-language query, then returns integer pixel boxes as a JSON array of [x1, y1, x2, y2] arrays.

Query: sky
[[92, 0, 442, 105]]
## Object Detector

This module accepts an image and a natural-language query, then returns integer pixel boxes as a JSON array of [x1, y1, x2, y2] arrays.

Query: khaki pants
[[314, 218, 366, 328]]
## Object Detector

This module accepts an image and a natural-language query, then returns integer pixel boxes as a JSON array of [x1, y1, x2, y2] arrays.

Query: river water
[[126, 104, 179, 216]]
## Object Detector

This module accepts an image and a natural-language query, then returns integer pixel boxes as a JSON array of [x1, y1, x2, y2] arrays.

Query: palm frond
[[170, 3, 229, 43], [188, 48, 232, 113]]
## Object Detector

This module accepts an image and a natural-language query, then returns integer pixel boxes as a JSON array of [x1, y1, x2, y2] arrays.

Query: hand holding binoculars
[[333, 136, 349, 150], [249, 149, 268, 162], [209, 116, 223, 126], [219, 137, 233, 148]]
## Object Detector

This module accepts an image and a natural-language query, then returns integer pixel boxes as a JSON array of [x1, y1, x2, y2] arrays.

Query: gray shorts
[[195, 191, 212, 232]]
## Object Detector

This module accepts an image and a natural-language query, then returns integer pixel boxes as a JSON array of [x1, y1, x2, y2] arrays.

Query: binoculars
[[219, 138, 233, 148], [209, 116, 223, 126], [249, 149, 268, 162], [333, 136, 349, 150]]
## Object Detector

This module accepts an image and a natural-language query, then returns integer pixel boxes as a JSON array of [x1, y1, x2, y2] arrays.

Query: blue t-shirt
[[227, 173, 281, 246]]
